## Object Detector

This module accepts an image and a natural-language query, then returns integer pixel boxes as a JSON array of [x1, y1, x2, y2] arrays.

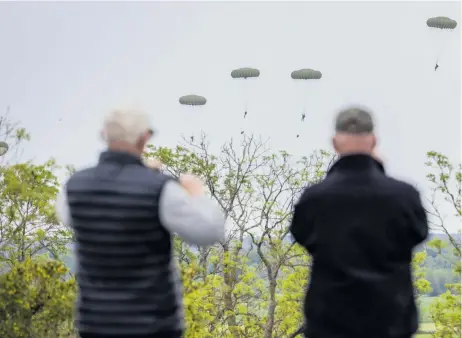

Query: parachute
[[0, 141, 8, 156], [231, 67, 260, 119], [231, 67, 260, 79], [426, 17, 458, 70], [179, 95, 207, 106], [178, 95, 207, 141], [291, 69, 322, 80], [427, 16, 458, 30], [291, 69, 322, 136]]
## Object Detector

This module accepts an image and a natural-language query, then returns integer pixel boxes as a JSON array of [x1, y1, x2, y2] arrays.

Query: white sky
[[0, 1, 460, 230]]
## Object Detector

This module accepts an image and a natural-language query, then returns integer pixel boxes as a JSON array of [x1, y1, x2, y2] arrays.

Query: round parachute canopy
[[231, 67, 260, 79], [291, 69, 322, 80], [427, 17, 458, 30], [0, 141, 9, 156], [179, 95, 207, 106]]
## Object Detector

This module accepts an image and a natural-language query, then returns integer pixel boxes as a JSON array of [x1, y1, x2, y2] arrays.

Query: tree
[[425, 151, 461, 259], [412, 251, 432, 299], [424, 151, 461, 337], [0, 106, 30, 164], [145, 133, 335, 337], [0, 112, 77, 336], [0, 258, 76, 338], [0, 160, 73, 267]]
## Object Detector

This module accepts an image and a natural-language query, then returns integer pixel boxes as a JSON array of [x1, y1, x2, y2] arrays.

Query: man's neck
[[107, 142, 142, 157], [338, 150, 372, 157]]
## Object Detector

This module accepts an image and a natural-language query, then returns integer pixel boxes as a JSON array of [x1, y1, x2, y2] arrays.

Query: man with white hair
[[290, 107, 428, 338], [55, 108, 225, 338]]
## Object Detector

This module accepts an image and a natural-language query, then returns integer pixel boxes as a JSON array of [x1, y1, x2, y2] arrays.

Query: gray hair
[[335, 106, 375, 134], [102, 108, 152, 145]]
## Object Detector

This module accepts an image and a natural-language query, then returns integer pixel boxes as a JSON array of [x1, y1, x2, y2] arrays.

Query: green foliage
[[0, 118, 76, 336], [412, 251, 432, 298], [425, 151, 461, 257], [0, 258, 76, 338], [0, 160, 73, 266], [0, 106, 30, 163], [2, 121, 459, 338], [145, 133, 334, 337], [429, 287, 461, 338], [424, 151, 461, 337]]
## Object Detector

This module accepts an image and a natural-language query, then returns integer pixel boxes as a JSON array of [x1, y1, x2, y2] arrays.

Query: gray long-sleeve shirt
[[56, 180, 226, 246]]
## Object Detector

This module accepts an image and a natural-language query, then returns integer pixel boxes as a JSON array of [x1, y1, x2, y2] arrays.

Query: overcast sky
[[0, 1, 460, 230]]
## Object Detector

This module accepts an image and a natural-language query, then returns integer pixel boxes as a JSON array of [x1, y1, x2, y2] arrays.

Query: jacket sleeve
[[405, 187, 429, 247], [55, 183, 72, 227], [290, 192, 316, 253], [158, 180, 226, 246]]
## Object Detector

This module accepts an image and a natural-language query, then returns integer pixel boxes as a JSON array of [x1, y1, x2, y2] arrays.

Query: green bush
[[0, 258, 77, 338]]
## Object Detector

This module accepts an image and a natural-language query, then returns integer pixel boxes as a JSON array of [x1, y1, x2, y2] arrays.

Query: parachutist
[[301, 113, 306, 122], [244, 111, 247, 119], [434, 63, 439, 71], [190, 136, 194, 142]]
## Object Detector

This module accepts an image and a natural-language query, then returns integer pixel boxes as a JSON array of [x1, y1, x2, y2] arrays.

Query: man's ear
[[144, 131, 153, 145], [138, 131, 152, 150], [332, 136, 338, 153], [371, 134, 377, 150]]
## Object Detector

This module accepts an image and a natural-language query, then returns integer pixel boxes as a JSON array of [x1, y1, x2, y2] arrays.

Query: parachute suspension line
[[437, 30, 453, 64], [297, 82, 310, 138], [231, 67, 260, 118], [432, 29, 445, 64], [302, 81, 310, 116], [242, 78, 250, 115]]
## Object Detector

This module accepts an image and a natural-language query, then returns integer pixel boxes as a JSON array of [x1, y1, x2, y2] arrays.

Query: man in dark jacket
[[55, 108, 225, 338], [290, 107, 428, 338]]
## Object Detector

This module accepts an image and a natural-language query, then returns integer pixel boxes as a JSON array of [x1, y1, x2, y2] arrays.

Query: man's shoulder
[[66, 165, 173, 189], [380, 175, 419, 197], [298, 174, 419, 203], [130, 165, 171, 181], [66, 167, 95, 185], [297, 181, 325, 205]]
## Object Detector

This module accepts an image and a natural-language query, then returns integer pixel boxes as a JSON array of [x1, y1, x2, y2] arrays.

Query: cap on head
[[102, 108, 153, 145], [335, 107, 374, 134]]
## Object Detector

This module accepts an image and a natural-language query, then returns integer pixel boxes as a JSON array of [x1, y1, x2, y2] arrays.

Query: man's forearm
[[159, 181, 226, 246]]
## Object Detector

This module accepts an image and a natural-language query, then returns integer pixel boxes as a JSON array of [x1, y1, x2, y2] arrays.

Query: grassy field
[[415, 295, 436, 338], [419, 296, 437, 322], [414, 322, 436, 337], [415, 296, 436, 338]]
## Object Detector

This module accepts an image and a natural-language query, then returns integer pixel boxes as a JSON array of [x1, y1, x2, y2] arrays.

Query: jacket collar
[[98, 150, 144, 166], [327, 153, 385, 176]]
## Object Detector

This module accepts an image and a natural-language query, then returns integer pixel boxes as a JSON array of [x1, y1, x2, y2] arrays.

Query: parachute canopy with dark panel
[[291, 69, 323, 80], [427, 17, 458, 30], [179, 95, 207, 106], [231, 68, 260, 79], [0, 141, 9, 156]]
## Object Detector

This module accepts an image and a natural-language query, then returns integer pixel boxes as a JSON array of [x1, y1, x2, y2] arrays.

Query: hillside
[[61, 232, 458, 293]]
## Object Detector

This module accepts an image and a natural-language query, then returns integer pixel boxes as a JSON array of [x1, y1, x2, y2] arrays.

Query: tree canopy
[[0, 111, 460, 337]]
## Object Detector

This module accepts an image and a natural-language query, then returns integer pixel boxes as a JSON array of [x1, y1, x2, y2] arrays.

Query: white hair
[[102, 108, 152, 145]]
